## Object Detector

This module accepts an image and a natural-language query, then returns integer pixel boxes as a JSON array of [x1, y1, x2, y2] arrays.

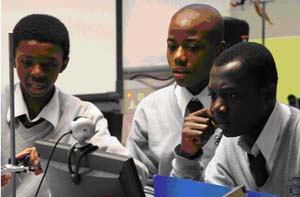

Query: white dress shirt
[[238, 101, 291, 172], [175, 85, 210, 117]]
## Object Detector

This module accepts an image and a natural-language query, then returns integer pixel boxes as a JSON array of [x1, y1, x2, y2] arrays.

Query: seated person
[[1, 14, 148, 196], [172, 42, 300, 197], [126, 4, 225, 187]]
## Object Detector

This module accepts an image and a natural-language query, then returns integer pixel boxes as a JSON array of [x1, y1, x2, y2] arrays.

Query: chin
[[175, 81, 189, 88], [222, 129, 240, 138]]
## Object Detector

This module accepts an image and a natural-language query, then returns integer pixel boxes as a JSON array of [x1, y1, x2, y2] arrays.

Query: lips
[[172, 67, 191, 80], [30, 83, 45, 89], [27, 82, 47, 93]]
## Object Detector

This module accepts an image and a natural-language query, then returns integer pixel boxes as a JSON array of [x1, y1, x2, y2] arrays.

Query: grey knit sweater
[[172, 106, 300, 196], [126, 84, 222, 186]]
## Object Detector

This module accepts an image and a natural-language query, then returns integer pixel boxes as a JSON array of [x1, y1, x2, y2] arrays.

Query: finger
[[15, 148, 32, 159], [184, 116, 211, 124], [183, 122, 209, 130], [29, 148, 40, 167], [190, 108, 212, 117], [1, 174, 12, 186], [190, 108, 207, 116], [182, 127, 214, 143], [182, 128, 203, 137]]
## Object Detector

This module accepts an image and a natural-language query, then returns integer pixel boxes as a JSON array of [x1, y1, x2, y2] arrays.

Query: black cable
[[35, 131, 72, 197], [130, 73, 173, 81]]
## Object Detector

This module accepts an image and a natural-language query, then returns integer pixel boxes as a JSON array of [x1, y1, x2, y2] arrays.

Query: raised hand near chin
[[180, 108, 216, 159]]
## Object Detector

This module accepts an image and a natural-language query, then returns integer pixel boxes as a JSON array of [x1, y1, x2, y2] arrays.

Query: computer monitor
[[35, 139, 144, 197]]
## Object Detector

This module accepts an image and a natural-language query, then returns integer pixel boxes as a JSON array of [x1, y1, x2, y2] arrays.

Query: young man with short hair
[[1, 14, 147, 196]]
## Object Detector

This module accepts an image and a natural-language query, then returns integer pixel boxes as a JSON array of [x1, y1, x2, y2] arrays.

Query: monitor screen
[[35, 139, 144, 197]]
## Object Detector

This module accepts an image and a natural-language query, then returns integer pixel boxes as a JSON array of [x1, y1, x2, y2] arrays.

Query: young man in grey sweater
[[172, 42, 300, 196], [126, 4, 226, 189]]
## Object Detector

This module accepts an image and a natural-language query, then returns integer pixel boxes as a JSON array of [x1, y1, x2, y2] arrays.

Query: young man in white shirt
[[1, 14, 147, 196], [126, 4, 225, 187], [172, 42, 300, 196]]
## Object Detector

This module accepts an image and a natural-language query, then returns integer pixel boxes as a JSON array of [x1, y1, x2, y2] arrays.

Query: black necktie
[[248, 151, 269, 187], [19, 115, 44, 128], [186, 98, 203, 114]]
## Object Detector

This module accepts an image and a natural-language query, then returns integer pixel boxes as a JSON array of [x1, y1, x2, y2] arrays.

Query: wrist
[[178, 145, 203, 160]]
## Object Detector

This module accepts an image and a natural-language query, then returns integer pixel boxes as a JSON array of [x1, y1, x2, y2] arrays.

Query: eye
[[187, 44, 201, 52], [167, 42, 177, 52], [220, 92, 238, 100], [21, 59, 34, 67], [41, 62, 58, 70], [230, 93, 238, 99]]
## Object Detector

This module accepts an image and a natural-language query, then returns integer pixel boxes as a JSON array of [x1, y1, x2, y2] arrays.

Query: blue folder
[[153, 175, 277, 197]]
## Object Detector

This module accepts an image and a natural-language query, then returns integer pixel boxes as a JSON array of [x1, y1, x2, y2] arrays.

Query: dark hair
[[214, 42, 278, 88], [223, 17, 249, 48], [13, 14, 70, 61]]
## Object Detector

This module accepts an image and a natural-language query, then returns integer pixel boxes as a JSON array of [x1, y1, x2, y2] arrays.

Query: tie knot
[[187, 98, 203, 114]]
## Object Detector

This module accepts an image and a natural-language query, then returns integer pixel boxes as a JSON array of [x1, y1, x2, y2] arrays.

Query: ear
[[60, 57, 69, 73], [263, 83, 276, 104], [217, 41, 226, 56]]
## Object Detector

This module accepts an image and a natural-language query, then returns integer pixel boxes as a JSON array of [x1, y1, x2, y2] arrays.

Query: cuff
[[171, 145, 203, 180]]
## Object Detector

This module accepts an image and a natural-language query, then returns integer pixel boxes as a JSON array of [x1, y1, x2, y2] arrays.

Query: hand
[[180, 108, 216, 158], [16, 147, 43, 175], [1, 174, 12, 187]]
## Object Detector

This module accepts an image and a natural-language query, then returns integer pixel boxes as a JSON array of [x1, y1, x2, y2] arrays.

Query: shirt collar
[[175, 85, 210, 117], [254, 101, 290, 169], [239, 100, 291, 170], [7, 83, 60, 128]]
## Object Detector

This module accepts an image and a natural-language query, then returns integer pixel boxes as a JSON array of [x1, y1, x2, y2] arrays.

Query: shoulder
[[136, 84, 176, 110], [288, 107, 300, 138], [288, 107, 300, 131], [216, 135, 240, 154], [57, 88, 102, 115]]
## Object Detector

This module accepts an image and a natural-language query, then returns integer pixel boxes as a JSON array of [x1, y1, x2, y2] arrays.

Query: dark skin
[[167, 7, 224, 95], [15, 40, 68, 119], [208, 61, 276, 147], [1, 40, 69, 186], [166, 6, 224, 157]]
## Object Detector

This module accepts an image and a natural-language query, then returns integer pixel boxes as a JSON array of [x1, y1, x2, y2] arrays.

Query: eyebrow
[[184, 39, 202, 43], [208, 86, 237, 92], [167, 38, 203, 43]]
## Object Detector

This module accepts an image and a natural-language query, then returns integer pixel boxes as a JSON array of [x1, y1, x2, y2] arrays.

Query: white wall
[[1, 0, 116, 95], [123, 0, 230, 68]]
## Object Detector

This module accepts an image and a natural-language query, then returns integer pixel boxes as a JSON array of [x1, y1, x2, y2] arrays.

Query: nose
[[210, 97, 228, 115], [31, 64, 45, 78], [174, 46, 187, 66]]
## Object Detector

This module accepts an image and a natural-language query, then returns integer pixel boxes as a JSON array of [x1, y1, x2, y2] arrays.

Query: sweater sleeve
[[204, 137, 237, 187], [170, 145, 204, 181], [126, 103, 158, 187], [170, 129, 223, 181]]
